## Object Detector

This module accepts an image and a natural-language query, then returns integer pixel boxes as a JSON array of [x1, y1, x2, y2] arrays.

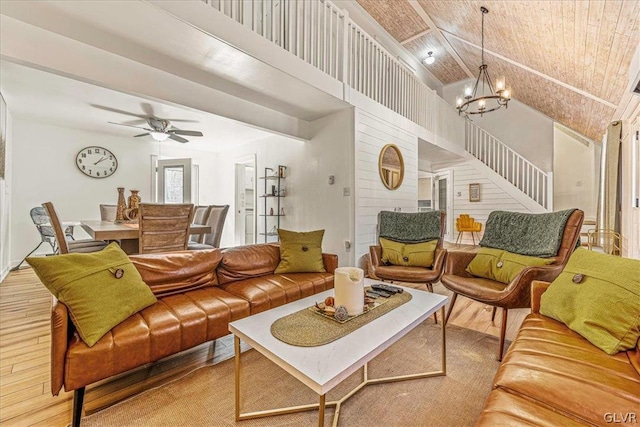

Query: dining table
[[80, 220, 211, 254]]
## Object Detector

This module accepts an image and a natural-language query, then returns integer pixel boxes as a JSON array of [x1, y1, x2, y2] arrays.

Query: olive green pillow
[[380, 238, 437, 268], [540, 248, 640, 355], [467, 247, 555, 284], [27, 243, 157, 347], [274, 229, 326, 273]]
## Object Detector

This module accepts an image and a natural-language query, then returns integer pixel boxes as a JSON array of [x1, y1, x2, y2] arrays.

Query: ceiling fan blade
[[92, 104, 147, 119], [164, 119, 200, 123], [168, 134, 189, 143], [169, 130, 203, 137], [134, 133, 150, 137], [108, 122, 152, 131], [140, 102, 156, 118]]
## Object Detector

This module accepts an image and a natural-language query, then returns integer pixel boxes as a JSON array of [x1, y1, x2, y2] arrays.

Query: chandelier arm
[[482, 66, 496, 94]]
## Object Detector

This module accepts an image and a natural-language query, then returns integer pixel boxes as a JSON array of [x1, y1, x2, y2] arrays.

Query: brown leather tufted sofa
[[476, 281, 640, 426], [51, 244, 338, 427]]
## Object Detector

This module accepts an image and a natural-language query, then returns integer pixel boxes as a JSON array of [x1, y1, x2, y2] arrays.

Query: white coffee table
[[229, 279, 448, 427]]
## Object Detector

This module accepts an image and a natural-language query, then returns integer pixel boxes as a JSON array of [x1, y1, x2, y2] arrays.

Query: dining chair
[[42, 202, 108, 254], [188, 205, 229, 250], [189, 205, 212, 243], [138, 203, 194, 254], [99, 204, 118, 222]]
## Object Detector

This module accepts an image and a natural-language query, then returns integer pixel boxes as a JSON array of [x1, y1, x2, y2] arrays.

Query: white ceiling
[[0, 61, 274, 152]]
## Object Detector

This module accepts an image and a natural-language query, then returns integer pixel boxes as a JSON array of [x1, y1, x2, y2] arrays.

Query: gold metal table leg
[[234, 308, 447, 426]]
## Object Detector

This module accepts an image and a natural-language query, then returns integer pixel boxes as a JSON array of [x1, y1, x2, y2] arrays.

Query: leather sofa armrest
[[51, 297, 69, 396], [369, 245, 383, 268], [444, 251, 477, 277], [322, 253, 338, 274], [432, 248, 447, 278], [531, 281, 551, 314]]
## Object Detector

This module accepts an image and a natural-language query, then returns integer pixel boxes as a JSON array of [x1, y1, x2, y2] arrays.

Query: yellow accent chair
[[455, 214, 482, 245]]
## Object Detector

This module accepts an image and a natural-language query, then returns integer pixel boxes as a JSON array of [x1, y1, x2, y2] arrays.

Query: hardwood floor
[[0, 248, 528, 426]]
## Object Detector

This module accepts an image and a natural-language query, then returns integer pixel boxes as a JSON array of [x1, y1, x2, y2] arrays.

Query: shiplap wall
[[355, 110, 418, 259], [447, 161, 535, 245]]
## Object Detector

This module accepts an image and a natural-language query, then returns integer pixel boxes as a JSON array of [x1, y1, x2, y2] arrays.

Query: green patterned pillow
[[540, 249, 640, 354], [275, 229, 326, 273], [27, 243, 157, 347], [467, 248, 554, 284], [380, 238, 437, 268]]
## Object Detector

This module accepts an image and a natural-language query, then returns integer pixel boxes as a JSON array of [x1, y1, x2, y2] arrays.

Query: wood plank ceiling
[[356, 0, 640, 141]]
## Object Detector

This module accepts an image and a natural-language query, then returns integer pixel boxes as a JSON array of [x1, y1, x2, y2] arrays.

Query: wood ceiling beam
[[400, 29, 432, 45], [407, 0, 474, 78], [441, 29, 618, 110]]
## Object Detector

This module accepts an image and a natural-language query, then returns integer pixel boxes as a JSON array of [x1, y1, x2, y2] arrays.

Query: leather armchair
[[441, 209, 584, 361], [369, 211, 447, 321]]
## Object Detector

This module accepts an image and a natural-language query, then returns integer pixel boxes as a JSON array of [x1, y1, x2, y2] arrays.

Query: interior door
[[157, 158, 192, 203], [234, 156, 256, 245], [433, 170, 453, 242]]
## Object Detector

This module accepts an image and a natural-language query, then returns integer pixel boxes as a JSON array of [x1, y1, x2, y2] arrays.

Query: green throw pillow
[[274, 229, 326, 273], [467, 247, 554, 284], [540, 248, 640, 355], [27, 243, 157, 347], [380, 238, 437, 268]]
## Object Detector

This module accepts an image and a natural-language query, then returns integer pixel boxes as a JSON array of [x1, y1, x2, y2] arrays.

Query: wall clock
[[75, 146, 118, 179]]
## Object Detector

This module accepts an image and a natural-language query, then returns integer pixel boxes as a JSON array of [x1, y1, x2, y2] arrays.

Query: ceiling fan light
[[424, 51, 435, 65], [150, 131, 169, 142]]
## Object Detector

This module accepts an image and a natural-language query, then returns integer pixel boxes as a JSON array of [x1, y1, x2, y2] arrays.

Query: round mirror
[[378, 144, 405, 190]]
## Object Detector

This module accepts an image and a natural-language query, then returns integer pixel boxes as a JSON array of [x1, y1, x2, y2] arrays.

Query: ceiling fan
[[108, 117, 203, 143]]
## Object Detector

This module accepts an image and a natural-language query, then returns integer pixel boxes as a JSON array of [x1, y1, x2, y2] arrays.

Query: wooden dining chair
[[188, 205, 229, 250], [138, 203, 194, 254], [42, 202, 108, 254]]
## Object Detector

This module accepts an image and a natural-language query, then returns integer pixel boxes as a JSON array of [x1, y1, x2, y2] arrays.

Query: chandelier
[[456, 6, 511, 116]]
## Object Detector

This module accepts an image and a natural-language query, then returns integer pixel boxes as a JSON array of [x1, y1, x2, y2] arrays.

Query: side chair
[[188, 205, 229, 250], [42, 202, 108, 254], [138, 203, 194, 254]]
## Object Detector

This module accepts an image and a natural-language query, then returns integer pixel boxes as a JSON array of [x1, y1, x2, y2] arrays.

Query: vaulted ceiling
[[356, 0, 640, 141]]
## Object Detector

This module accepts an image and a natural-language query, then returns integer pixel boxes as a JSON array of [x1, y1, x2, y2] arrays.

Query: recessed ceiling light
[[424, 51, 435, 65]]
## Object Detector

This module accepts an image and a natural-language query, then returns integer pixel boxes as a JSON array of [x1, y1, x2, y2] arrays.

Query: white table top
[[229, 278, 448, 395]]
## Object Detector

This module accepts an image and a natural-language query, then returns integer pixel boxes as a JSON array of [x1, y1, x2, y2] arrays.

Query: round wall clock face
[[75, 146, 118, 179]]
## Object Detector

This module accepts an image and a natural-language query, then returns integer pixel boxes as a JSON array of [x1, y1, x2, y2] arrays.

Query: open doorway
[[234, 155, 256, 245]]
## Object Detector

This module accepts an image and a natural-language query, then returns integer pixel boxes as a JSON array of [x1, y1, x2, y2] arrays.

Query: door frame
[[433, 169, 454, 242], [234, 154, 257, 246]]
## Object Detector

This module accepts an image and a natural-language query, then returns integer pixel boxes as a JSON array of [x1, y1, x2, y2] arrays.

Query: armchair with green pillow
[[441, 209, 584, 360], [369, 211, 447, 313]]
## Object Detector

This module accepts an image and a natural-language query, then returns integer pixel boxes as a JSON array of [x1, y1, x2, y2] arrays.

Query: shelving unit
[[259, 166, 286, 242]]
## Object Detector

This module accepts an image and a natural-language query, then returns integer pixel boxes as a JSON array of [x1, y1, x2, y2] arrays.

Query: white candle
[[333, 267, 365, 316]]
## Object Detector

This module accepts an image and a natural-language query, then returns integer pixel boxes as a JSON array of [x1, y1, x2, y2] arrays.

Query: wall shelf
[[262, 166, 287, 242]]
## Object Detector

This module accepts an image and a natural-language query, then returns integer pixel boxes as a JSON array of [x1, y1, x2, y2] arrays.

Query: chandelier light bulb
[[478, 99, 486, 109], [496, 76, 505, 91], [456, 97, 463, 106], [464, 85, 473, 98], [503, 88, 511, 99], [424, 51, 435, 65]]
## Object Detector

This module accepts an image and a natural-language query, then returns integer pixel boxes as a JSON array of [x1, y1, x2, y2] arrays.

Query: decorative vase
[[128, 190, 141, 210], [334, 267, 365, 316], [116, 187, 126, 222]]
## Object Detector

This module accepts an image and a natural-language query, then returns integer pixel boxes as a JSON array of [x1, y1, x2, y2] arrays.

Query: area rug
[[83, 322, 501, 426]]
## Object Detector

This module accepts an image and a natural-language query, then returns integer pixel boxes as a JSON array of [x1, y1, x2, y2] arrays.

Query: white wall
[[438, 161, 537, 245], [443, 80, 554, 172], [212, 109, 356, 266], [553, 126, 598, 220], [355, 109, 418, 260], [621, 114, 640, 259], [0, 94, 12, 280], [10, 119, 220, 266]]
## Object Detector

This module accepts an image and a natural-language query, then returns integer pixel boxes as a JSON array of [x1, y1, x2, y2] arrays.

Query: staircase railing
[[201, 0, 464, 145], [465, 120, 552, 209]]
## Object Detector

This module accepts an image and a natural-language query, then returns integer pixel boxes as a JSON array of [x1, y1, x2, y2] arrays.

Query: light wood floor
[[0, 247, 528, 426]]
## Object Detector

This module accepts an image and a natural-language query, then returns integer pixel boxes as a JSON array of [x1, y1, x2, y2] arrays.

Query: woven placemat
[[271, 291, 412, 347]]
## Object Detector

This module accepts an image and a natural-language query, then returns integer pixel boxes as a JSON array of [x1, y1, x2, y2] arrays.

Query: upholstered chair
[[188, 205, 229, 250], [441, 209, 584, 361], [455, 214, 482, 245], [369, 210, 447, 320]]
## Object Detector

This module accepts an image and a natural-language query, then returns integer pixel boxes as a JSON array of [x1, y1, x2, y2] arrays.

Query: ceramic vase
[[334, 267, 365, 316], [128, 190, 141, 209], [116, 187, 126, 221]]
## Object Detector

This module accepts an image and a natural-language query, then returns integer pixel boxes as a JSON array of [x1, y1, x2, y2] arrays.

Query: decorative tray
[[309, 288, 391, 324]]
